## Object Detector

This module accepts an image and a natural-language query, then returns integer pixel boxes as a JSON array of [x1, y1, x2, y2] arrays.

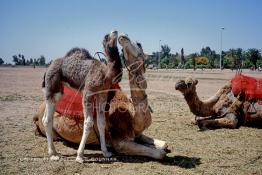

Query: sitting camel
[[34, 33, 167, 160], [175, 77, 262, 130]]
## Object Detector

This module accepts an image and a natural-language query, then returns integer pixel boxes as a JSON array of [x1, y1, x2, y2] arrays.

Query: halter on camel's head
[[118, 33, 146, 74]]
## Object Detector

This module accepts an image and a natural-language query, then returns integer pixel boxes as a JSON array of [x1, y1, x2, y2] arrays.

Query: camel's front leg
[[197, 113, 238, 129], [76, 92, 94, 163], [42, 98, 59, 160], [135, 134, 167, 150], [113, 140, 166, 159], [96, 93, 112, 157]]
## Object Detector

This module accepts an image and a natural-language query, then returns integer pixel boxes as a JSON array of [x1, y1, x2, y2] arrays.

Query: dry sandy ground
[[0, 67, 261, 175]]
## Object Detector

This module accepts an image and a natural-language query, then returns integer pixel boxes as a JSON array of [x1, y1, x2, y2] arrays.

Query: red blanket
[[55, 84, 120, 118], [231, 74, 262, 101]]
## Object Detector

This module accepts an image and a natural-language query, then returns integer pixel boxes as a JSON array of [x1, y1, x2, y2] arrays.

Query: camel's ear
[[194, 79, 198, 85]]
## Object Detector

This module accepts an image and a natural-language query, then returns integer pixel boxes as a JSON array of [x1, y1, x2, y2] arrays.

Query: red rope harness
[[231, 74, 262, 101], [231, 74, 262, 123]]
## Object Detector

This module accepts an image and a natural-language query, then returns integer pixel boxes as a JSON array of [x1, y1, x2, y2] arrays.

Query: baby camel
[[42, 31, 122, 163]]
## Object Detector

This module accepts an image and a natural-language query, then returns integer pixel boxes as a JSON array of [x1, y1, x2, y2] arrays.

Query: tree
[[21, 55, 26, 66], [34, 58, 38, 66], [200, 47, 218, 68], [247, 48, 261, 69], [12, 55, 19, 65], [200, 46, 212, 56], [181, 48, 185, 65], [161, 45, 171, 57], [39, 55, 46, 65], [160, 56, 169, 68], [0, 58, 4, 65], [191, 53, 198, 70]]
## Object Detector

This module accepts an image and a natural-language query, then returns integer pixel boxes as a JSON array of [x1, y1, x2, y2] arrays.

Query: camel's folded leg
[[135, 134, 167, 150], [33, 102, 59, 140], [197, 113, 238, 129], [113, 140, 166, 160]]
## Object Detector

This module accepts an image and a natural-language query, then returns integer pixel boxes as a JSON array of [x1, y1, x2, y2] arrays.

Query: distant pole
[[220, 27, 225, 70], [158, 40, 161, 69]]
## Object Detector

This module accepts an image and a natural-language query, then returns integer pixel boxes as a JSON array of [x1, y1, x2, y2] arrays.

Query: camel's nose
[[175, 81, 186, 90], [175, 83, 180, 90], [111, 30, 118, 35]]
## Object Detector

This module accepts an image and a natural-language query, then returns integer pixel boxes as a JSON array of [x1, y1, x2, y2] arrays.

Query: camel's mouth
[[175, 80, 187, 90]]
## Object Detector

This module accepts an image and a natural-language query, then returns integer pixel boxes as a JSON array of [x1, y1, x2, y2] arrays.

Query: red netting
[[231, 74, 262, 101], [55, 86, 84, 118], [55, 84, 121, 119]]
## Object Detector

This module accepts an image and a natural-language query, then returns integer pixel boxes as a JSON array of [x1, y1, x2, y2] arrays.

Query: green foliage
[[247, 48, 261, 69], [161, 45, 171, 57], [0, 58, 4, 65], [200, 47, 220, 68], [12, 54, 47, 66], [145, 46, 262, 70], [184, 61, 193, 69], [257, 58, 262, 67], [39, 55, 46, 65], [242, 59, 253, 68], [181, 48, 185, 65]]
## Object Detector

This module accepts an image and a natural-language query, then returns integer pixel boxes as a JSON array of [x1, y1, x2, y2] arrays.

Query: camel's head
[[103, 30, 123, 83], [118, 33, 146, 74], [103, 30, 118, 55], [175, 77, 198, 94]]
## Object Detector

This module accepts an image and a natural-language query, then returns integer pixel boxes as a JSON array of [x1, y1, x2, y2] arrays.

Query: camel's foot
[[154, 140, 168, 150], [76, 156, 84, 164], [102, 151, 113, 158], [154, 149, 167, 160], [137, 134, 168, 150], [50, 155, 60, 161]]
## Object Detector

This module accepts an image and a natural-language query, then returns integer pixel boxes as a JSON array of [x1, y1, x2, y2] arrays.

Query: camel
[[34, 33, 167, 160], [175, 77, 262, 130], [42, 30, 123, 163]]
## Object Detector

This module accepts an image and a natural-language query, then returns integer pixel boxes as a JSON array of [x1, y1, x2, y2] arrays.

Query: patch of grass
[[0, 94, 26, 101]]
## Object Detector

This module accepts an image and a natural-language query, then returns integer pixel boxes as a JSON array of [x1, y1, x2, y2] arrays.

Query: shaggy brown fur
[[65, 47, 93, 59], [175, 77, 262, 129]]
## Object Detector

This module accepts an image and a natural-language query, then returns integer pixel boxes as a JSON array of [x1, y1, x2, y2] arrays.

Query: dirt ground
[[0, 67, 261, 175]]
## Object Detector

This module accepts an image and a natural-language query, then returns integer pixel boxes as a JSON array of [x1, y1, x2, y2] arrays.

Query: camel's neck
[[106, 47, 123, 83], [128, 71, 152, 135], [183, 90, 215, 117]]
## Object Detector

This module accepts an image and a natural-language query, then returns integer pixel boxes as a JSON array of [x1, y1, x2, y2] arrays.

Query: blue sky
[[0, 0, 262, 63]]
